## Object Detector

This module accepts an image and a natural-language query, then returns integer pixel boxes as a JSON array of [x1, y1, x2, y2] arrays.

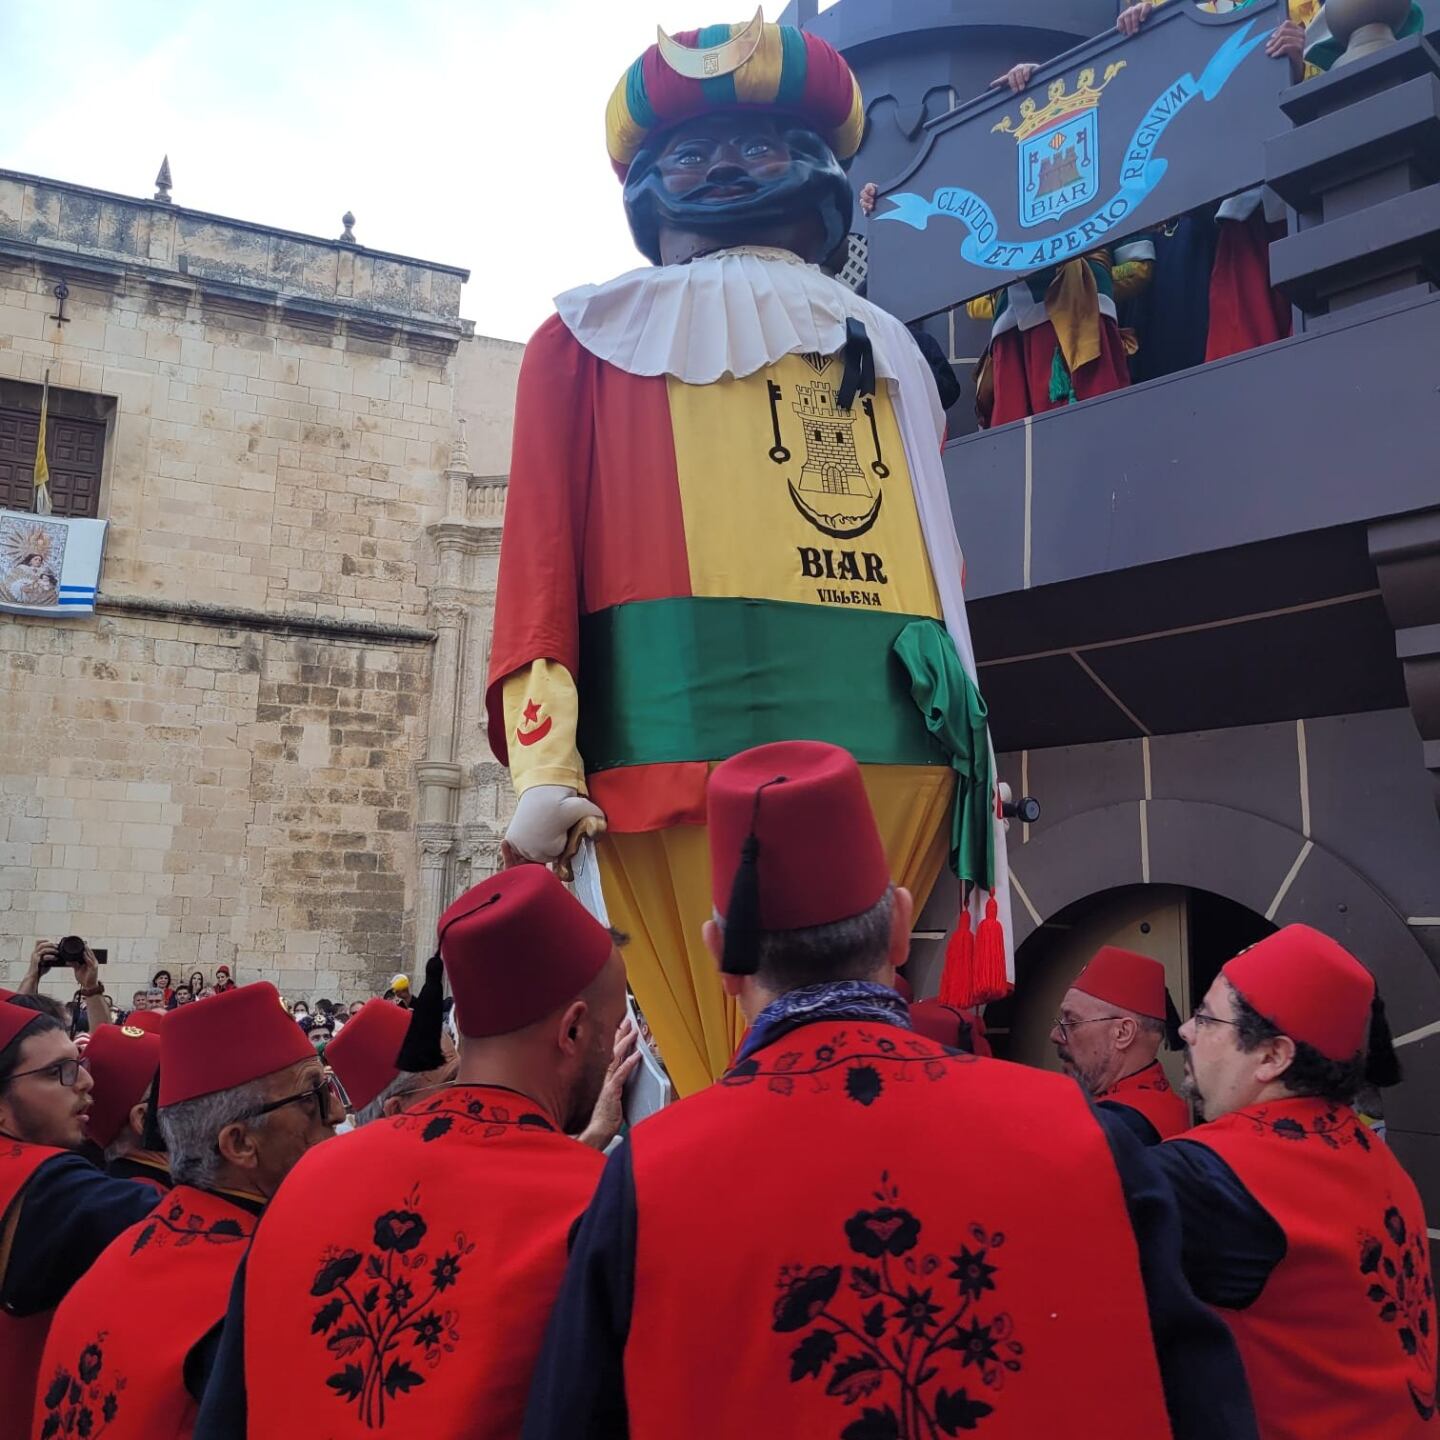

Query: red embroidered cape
[[33, 1185, 256, 1440], [242, 1085, 604, 1438], [1100, 1060, 1190, 1141], [1180, 1098, 1436, 1437], [624, 1020, 1172, 1438], [0, 1141, 64, 1440]]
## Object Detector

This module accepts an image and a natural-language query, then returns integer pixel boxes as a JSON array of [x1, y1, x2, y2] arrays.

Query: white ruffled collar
[[554, 249, 912, 386]]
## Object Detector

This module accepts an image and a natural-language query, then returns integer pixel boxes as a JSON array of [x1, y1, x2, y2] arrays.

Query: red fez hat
[[125, 1009, 165, 1034], [85, 1024, 161, 1149], [0, 1002, 44, 1053], [438, 866, 613, 1040], [1072, 947, 1170, 1021], [325, 999, 411, 1111], [159, 981, 313, 1106], [1223, 925, 1375, 1061], [708, 741, 889, 971]]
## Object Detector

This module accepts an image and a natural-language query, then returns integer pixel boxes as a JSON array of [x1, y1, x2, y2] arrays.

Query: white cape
[[555, 248, 1014, 982]]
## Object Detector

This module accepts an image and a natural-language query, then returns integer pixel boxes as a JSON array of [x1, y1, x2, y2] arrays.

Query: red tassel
[[939, 909, 974, 1008], [972, 891, 1009, 1004]]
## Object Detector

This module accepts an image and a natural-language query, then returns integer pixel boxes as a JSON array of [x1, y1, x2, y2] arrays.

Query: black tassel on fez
[[1364, 990, 1402, 1089], [721, 776, 788, 976], [395, 951, 446, 1073]]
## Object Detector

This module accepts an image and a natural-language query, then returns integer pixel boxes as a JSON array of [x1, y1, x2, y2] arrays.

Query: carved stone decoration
[[449, 416, 472, 475], [414, 823, 457, 975], [1369, 508, 1440, 818], [340, 211, 357, 244], [153, 155, 173, 204]]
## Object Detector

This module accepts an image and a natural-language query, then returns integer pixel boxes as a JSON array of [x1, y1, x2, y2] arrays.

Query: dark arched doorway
[[983, 884, 1275, 1093]]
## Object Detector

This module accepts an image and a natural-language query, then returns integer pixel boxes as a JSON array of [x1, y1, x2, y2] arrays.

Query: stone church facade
[[0, 167, 519, 1003]]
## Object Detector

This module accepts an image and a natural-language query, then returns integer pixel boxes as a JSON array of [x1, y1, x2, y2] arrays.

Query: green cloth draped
[[892, 618, 995, 889], [577, 597, 951, 772]]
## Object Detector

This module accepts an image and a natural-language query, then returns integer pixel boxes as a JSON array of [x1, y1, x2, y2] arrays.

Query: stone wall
[[0, 170, 521, 1005]]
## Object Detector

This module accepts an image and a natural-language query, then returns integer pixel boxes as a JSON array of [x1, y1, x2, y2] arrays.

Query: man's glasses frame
[[243, 1070, 350, 1123], [2, 1056, 90, 1089], [1052, 1015, 1123, 1041]]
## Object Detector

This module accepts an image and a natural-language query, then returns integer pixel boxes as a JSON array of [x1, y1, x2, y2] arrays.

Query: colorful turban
[[605, 13, 865, 180]]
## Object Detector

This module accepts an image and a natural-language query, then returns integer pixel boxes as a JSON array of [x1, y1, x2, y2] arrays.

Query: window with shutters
[[0, 404, 106, 519]]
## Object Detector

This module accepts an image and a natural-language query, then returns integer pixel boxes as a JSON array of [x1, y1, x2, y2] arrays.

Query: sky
[[0, 0, 833, 344]]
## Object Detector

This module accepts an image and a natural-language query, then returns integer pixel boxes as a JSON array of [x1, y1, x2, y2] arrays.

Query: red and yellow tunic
[[1179, 1098, 1436, 1437], [487, 313, 965, 1093], [33, 1186, 255, 1440], [0, 1140, 64, 1440], [1100, 1060, 1190, 1141], [240, 1085, 603, 1439], [623, 1020, 1173, 1436]]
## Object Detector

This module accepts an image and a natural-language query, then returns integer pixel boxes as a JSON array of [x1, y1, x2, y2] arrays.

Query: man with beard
[[193, 865, 629, 1439], [33, 982, 342, 1440], [1050, 947, 1189, 1143], [0, 1001, 159, 1440], [486, 12, 1012, 1101], [1157, 926, 1433, 1435], [525, 740, 1256, 1440]]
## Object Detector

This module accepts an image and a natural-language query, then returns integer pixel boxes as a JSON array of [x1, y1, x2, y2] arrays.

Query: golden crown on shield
[[992, 62, 1128, 143]]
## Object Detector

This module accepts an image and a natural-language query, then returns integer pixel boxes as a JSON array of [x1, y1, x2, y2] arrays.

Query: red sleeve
[[486, 314, 596, 766]]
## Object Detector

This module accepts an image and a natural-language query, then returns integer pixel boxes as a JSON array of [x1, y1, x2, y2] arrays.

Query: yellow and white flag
[[33, 371, 52, 515]]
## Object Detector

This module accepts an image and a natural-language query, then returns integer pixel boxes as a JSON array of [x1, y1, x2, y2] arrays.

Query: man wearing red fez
[[524, 739, 1257, 1440], [193, 864, 630, 1440], [1049, 946, 1189, 1143], [33, 981, 341, 1440], [84, 1023, 170, 1193], [487, 12, 1013, 1101], [324, 996, 451, 1128], [0, 1000, 160, 1440], [1150, 925, 1435, 1436]]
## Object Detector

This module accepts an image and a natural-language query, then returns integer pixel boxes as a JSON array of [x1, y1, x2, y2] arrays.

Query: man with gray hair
[[34, 981, 342, 1438], [526, 740, 1257, 1440]]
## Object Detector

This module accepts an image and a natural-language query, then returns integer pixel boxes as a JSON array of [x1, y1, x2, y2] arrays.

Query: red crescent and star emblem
[[515, 697, 553, 747]]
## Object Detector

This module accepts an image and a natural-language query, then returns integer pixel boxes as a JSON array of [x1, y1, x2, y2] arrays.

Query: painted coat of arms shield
[[1019, 109, 1098, 228]]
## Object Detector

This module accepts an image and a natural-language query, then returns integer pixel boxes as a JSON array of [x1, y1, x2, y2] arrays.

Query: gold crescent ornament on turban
[[656, 6, 765, 79]]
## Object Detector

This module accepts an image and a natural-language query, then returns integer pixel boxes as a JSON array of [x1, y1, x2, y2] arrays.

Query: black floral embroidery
[[1358, 1204, 1437, 1421], [774, 1174, 1022, 1437], [1246, 1106, 1372, 1151], [128, 1197, 254, 1256], [311, 1183, 475, 1429], [395, 1091, 555, 1142], [37, 1333, 124, 1438], [724, 1028, 971, 1107]]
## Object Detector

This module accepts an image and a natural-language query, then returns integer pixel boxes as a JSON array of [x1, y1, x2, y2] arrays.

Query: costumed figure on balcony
[[486, 12, 1012, 1096]]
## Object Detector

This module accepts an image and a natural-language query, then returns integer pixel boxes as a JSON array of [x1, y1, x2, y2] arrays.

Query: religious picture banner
[[868, 0, 1287, 316], [0, 509, 107, 616]]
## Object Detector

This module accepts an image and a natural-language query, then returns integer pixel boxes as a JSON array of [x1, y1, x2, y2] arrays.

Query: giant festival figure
[[486, 13, 1013, 1093]]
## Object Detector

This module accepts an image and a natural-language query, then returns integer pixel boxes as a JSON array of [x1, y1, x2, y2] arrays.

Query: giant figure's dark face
[[624, 111, 853, 266]]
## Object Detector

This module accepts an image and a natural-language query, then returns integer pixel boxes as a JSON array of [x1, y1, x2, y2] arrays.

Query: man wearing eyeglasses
[[0, 999, 161, 1440], [33, 980, 343, 1440], [1050, 946, 1190, 1143], [195, 865, 629, 1440], [1153, 925, 1434, 1436]]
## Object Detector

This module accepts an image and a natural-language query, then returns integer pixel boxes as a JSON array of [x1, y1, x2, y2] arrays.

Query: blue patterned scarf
[[735, 980, 910, 1065]]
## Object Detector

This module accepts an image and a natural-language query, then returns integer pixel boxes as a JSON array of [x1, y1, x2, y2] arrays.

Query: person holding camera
[[16, 938, 113, 1034], [0, 999, 162, 1438]]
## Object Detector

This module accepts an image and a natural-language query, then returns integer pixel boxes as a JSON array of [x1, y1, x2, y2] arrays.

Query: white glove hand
[[505, 785, 606, 865]]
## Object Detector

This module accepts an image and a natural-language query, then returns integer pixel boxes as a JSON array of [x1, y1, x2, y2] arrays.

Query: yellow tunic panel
[[665, 352, 943, 619]]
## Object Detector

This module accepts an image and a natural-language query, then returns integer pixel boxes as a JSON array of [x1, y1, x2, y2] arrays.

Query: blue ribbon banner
[[877, 22, 1268, 271]]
